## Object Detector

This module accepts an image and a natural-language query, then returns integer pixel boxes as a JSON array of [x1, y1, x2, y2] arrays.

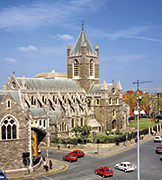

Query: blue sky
[[1, 0, 162, 92]]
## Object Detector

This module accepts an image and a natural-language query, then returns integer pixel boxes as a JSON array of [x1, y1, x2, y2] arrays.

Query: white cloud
[[18, 45, 37, 52], [91, 26, 162, 42], [4, 58, 18, 63], [106, 54, 147, 63], [0, 0, 107, 31], [57, 34, 73, 40]]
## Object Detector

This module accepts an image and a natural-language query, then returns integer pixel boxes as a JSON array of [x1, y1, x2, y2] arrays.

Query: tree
[[140, 93, 150, 116], [72, 125, 91, 140]]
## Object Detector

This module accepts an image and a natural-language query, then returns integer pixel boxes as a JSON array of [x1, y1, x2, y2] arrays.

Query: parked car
[[0, 170, 8, 180], [63, 154, 78, 162], [94, 166, 113, 178], [69, 150, 85, 158], [156, 146, 162, 154], [154, 136, 162, 142], [115, 162, 135, 172]]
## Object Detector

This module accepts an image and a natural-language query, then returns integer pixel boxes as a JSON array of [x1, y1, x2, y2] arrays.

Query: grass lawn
[[128, 118, 159, 130]]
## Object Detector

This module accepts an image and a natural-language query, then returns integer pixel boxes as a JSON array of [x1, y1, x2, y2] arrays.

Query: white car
[[115, 162, 136, 172], [154, 136, 162, 142]]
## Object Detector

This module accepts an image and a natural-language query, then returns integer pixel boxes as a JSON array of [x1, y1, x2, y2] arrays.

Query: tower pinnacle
[[82, 21, 84, 31]]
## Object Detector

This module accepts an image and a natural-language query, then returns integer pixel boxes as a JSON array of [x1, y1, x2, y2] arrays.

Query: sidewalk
[[6, 159, 67, 180]]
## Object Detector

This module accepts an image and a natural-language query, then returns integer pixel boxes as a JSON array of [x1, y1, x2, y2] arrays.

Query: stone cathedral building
[[0, 26, 127, 171]]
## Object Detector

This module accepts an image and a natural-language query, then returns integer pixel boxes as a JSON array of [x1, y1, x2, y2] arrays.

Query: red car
[[156, 146, 162, 154], [94, 166, 113, 178], [69, 150, 85, 158], [63, 154, 78, 162]]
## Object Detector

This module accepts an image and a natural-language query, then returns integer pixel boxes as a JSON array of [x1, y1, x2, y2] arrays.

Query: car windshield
[[105, 168, 111, 172], [127, 164, 133, 168], [71, 155, 76, 157]]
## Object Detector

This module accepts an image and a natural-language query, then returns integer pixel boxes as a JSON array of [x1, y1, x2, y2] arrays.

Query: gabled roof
[[72, 29, 94, 54], [17, 78, 81, 90], [0, 90, 20, 105]]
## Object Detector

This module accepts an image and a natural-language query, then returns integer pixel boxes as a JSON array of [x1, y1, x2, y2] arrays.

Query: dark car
[[69, 150, 85, 158], [0, 170, 8, 180], [156, 146, 162, 154], [94, 166, 113, 178], [63, 154, 78, 162]]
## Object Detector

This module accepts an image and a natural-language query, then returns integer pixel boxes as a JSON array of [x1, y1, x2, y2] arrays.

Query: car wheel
[[94, 171, 97, 175], [124, 169, 127, 172]]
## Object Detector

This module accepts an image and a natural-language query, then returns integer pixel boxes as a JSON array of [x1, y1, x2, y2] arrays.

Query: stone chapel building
[[0, 26, 127, 171]]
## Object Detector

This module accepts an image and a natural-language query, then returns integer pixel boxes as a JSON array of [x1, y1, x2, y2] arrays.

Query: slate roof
[[0, 90, 20, 105], [17, 78, 81, 90], [72, 30, 94, 54], [89, 84, 112, 94], [29, 108, 46, 117], [48, 110, 62, 125]]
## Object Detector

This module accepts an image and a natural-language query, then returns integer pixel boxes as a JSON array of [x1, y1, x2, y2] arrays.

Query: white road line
[[43, 175, 55, 180]]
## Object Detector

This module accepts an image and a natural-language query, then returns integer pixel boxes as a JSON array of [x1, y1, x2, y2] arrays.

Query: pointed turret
[[22, 74, 26, 89], [72, 25, 94, 54], [101, 80, 108, 91], [116, 80, 123, 91]]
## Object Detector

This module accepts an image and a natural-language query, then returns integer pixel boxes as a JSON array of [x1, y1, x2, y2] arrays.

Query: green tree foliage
[[72, 125, 91, 140]]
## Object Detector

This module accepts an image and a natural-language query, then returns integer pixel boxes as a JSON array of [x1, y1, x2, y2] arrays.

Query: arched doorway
[[112, 119, 117, 129]]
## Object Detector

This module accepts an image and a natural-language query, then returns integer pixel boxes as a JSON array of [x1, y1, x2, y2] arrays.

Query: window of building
[[96, 98, 100, 105], [80, 118, 83, 127], [109, 98, 112, 105], [113, 109, 116, 117], [7, 100, 11, 108], [90, 59, 94, 76], [116, 98, 119, 104], [1, 116, 17, 140], [74, 59, 79, 76], [71, 119, 74, 128], [43, 120, 46, 127]]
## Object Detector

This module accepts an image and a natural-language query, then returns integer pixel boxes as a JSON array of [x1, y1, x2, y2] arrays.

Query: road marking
[[43, 175, 55, 180], [32, 178, 39, 180]]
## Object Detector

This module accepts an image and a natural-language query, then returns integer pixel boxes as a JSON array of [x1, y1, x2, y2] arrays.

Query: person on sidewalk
[[43, 160, 48, 172], [49, 160, 53, 170]]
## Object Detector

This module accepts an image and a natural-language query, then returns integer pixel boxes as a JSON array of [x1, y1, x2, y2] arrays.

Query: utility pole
[[133, 79, 152, 180]]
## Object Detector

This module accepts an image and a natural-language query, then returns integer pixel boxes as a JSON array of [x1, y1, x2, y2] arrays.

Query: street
[[26, 139, 162, 180]]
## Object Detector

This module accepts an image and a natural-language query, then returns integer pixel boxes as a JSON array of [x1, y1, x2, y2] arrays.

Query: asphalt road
[[26, 139, 162, 180]]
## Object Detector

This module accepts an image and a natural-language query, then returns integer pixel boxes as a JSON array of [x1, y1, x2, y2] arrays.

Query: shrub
[[115, 129, 120, 135], [68, 138, 78, 145], [51, 138, 60, 143]]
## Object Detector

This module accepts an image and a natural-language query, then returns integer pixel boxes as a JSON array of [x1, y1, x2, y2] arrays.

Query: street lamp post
[[137, 96, 141, 180], [133, 79, 151, 180]]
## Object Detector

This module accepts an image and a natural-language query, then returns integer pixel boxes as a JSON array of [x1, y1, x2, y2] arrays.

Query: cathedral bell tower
[[67, 23, 100, 93]]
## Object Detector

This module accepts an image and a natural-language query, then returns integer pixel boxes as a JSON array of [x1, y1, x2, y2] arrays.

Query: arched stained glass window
[[1, 116, 17, 140]]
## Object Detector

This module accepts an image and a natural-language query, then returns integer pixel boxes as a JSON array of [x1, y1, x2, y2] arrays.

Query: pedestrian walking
[[49, 160, 53, 170], [43, 160, 48, 171]]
